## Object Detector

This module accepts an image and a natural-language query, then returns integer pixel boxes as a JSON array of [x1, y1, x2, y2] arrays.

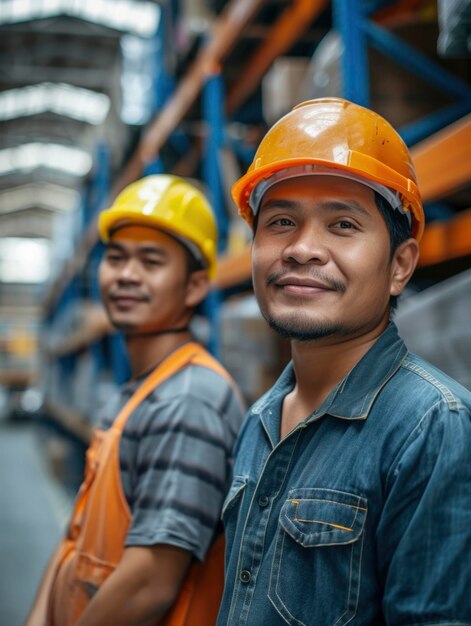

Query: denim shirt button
[[258, 495, 269, 507], [239, 569, 251, 583]]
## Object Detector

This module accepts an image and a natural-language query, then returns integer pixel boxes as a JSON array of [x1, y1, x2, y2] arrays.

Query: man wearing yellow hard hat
[[25, 175, 245, 626], [218, 98, 471, 625]]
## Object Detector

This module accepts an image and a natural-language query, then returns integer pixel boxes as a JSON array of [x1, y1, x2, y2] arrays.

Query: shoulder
[[158, 360, 241, 411], [155, 361, 245, 431], [396, 352, 471, 415], [381, 353, 471, 471], [368, 353, 471, 471], [124, 360, 245, 442]]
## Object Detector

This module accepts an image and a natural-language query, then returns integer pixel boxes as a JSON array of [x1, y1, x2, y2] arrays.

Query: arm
[[378, 399, 471, 624], [82, 385, 234, 626], [75, 544, 191, 626], [126, 392, 231, 561]]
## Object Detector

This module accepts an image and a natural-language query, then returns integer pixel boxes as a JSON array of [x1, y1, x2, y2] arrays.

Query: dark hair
[[374, 192, 412, 311], [374, 192, 412, 260], [184, 248, 205, 276]]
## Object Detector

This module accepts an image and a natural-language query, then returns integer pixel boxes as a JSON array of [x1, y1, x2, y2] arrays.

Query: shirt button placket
[[239, 569, 251, 584], [258, 495, 269, 507], [232, 425, 302, 625]]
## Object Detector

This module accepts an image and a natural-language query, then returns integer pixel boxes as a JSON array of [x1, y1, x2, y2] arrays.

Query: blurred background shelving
[[0, 0, 470, 460], [0, 2, 470, 623], [0, 0, 469, 450]]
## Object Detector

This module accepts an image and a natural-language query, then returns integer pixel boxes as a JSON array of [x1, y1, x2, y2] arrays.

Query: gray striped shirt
[[99, 360, 245, 561]]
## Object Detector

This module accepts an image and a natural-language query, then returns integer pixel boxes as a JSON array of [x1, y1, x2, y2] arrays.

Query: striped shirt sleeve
[[120, 365, 244, 561]]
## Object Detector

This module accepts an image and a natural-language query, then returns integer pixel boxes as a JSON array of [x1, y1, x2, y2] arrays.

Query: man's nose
[[116, 257, 141, 282], [282, 226, 329, 265]]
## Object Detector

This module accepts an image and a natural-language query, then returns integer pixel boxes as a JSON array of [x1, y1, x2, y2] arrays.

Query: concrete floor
[[0, 423, 72, 626]]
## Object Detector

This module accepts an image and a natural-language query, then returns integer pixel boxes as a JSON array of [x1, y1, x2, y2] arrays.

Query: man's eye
[[333, 220, 356, 230], [271, 217, 294, 227], [105, 253, 123, 262]]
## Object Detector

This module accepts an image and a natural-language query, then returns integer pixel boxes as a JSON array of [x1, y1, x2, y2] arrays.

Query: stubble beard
[[260, 305, 388, 343], [104, 303, 139, 334], [263, 312, 344, 341], [112, 320, 137, 333], [259, 300, 362, 342]]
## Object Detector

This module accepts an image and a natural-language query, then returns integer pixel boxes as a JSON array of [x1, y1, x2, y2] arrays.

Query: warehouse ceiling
[[0, 0, 469, 289], [0, 0, 164, 285], [0, 0, 326, 287]]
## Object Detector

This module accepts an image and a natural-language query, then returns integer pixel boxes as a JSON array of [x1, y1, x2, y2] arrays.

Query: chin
[[263, 312, 342, 341], [109, 317, 138, 332]]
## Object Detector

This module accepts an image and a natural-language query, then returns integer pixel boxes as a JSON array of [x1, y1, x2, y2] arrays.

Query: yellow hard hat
[[232, 98, 425, 241], [98, 175, 218, 277]]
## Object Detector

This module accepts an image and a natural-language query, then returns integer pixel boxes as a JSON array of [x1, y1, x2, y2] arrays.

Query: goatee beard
[[263, 313, 343, 342]]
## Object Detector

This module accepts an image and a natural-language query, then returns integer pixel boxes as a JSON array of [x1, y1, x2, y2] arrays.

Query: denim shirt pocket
[[269, 488, 367, 626]]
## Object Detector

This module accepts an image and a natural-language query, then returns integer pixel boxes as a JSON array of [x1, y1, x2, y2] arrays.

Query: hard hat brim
[[232, 155, 424, 241]]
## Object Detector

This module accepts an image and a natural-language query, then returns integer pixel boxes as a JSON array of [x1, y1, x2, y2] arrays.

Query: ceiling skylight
[[0, 83, 111, 125], [0, 183, 80, 214], [0, 143, 93, 177], [0, 0, 160, 38], [0, 238, 51, 284]]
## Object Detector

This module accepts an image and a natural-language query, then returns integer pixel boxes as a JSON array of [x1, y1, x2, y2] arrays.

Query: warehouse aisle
[[0, 422, 71, 626]]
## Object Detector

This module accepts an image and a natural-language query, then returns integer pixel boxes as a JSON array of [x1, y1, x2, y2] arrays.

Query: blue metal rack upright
[[202, 69, 228, 357], [332, 0, 471, 145]]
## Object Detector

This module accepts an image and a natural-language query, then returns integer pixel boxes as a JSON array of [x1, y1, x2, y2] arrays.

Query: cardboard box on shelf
[[262, 57, 311, 126], [219, 295, 290, 405], [302, 21, 470, 131]]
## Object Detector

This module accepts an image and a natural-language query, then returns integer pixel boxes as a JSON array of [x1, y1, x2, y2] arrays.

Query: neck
[[290, 323, 388, 412], [125, 329, 194, 379]]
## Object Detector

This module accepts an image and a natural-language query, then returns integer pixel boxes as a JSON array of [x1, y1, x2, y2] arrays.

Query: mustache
[[108, 290, 150, 301], [267, 269, 346, 294]]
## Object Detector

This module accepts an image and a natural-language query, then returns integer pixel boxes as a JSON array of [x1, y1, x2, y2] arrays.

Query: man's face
[[99, 224, 194, 334], [252, 175, 401, 343]]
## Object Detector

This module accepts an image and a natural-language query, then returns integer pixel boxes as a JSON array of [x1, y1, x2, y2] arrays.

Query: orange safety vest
[[45, 342, 233, 626]]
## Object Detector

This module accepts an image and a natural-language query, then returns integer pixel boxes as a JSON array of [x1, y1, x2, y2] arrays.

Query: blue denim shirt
[[217, 323, 471, 626]]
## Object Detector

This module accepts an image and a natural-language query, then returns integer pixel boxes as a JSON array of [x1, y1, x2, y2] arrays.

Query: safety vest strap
[[113, 342, 231, 432]]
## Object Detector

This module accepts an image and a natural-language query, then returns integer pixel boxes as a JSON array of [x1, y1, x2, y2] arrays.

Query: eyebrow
[[260, 198, 371, 217], [106, 242, 168, 256]]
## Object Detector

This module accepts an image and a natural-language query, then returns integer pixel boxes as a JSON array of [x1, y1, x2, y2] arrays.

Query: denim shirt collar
[[251, 323, 408, 439]]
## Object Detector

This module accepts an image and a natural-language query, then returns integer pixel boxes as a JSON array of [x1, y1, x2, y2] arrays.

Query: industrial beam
[[411, 113, 471, 202], [140, 0, 265, 161], [225, 0, 329, 115], [109, 0, 266, 199]]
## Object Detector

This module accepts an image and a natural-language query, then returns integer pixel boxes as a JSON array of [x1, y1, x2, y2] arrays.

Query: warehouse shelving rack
[[39, 0, 471, 441]]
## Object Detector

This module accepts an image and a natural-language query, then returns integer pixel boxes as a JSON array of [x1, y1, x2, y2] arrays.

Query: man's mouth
[[275, 276, 334, 291], [108, 293, 149, 307], [268, 271, 345, 294]]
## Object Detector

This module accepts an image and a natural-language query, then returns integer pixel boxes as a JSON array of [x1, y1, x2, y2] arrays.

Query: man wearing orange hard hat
[[25, 175, 245, 626], [217, 98, 471, 625]]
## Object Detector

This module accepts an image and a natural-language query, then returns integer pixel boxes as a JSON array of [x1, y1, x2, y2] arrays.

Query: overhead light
[[0, 183, 80, 214], [0, 238, 51, 284], [0, 0, 160, 38], [120, 35, 156, 125], [0, 143, 93, 177], [0, 83, 111, 125]]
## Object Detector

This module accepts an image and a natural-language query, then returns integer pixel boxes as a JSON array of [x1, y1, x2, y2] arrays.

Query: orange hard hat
[[232, 97, 424, 240]]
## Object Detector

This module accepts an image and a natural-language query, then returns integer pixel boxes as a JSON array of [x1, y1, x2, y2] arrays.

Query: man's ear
[[390, 238, 420, 297], [185, 270, 211, 308]]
